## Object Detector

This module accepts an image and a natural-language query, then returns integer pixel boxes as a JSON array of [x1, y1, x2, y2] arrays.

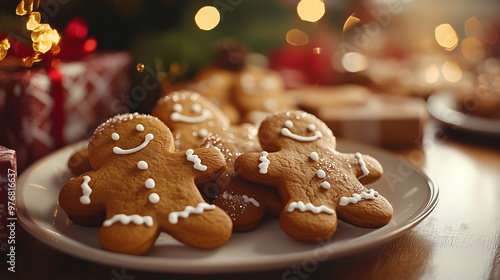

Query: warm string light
[[0, 39, 11, 61], [0, 0, 60, 66], [195, 6, 220, 31], [435, 23, 459, 51], [297, 0, 325, 23]]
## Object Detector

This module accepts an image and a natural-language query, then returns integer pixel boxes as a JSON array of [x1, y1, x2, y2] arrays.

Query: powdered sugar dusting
[[94, 113, 159, 135]]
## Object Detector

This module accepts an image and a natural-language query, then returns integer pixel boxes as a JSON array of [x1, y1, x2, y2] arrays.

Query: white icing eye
[[308, 124, 316, 131], [173, 104, 183, 113], [111, 133, 120, 141], [284, 120, 293, 129], [191, 103, 202, 113], [136, 124, 144, 132]]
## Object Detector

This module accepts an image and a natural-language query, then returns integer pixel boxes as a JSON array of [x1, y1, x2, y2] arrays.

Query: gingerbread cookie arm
[[181, 148, 227, 185], [234, 151, 283, 187], [346, 152, 384, 185], [58, 173, 106, 226], [67, 146, 92, 175]]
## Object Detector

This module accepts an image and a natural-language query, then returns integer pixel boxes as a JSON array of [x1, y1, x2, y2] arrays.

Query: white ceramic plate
[[17, 140, 438, 274], [427, 91, 500, 135]]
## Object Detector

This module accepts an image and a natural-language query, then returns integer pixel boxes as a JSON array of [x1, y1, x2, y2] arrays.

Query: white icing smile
[[113, 133, 154, 155], [170, 103, 212, 123], [281, 120, 322, 142]]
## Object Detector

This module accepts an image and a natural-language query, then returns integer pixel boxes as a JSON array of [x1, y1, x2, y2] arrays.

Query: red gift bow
[[2, 18, 97, 148]]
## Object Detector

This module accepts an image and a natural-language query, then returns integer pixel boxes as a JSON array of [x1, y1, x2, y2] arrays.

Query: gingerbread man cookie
[[233, 66, 296, 124], [234, 111, 393, 242], [201, 134, 283, 231], [58, 113, 232, 255], [179, 67, 241, 124], [151, 90, 260, 152]]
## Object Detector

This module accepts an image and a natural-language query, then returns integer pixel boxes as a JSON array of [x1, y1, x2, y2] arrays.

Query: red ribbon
[[48, 67, 64, 147]]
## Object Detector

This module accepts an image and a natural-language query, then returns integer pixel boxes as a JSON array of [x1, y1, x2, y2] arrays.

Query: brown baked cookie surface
[[67, 146, 92, 175], [58, 113, 232, 255], [234, 111, 392, 242], [201, 134, 283, 231]]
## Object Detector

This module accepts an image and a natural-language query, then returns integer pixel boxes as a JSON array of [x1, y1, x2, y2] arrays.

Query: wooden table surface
[[2, 121, 499, 280]]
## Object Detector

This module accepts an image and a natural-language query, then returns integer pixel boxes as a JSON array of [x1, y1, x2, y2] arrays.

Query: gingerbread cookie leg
[[335, 153, 393, 228], [280, 200, 338, 242], [99, 205, 160, 255], [336, 194, 393, 228], [165, 205, 233, 249]]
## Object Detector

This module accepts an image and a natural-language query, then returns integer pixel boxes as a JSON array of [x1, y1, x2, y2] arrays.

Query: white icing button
[[137, 161, 148, 170], [111, 133, 120, 141], [317, 169, 326, 179], [321, 181, 331, 189], [145, 178, 155, 189], [198, 128, 208, 138], [136, 124, 144, 131], [309, 152, 319, 161], [149, 193, 160, 204]]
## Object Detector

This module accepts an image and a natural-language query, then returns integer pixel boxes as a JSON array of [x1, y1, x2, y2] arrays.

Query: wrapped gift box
[[0, 52, 131, 170], [0, 145, 16, 253], [290, 84, 428, 148]]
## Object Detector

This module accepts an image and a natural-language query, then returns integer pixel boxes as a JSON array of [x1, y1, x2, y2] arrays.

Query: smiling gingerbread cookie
[[233, 66, 296, 124], [151, 90, 260, 152], [58, 113, 232, 255], [234, 111, 393, 242]]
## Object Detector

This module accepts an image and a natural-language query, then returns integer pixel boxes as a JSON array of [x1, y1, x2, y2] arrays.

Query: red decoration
[[269, 38, 340, 87], [0, 17, 131, 170]]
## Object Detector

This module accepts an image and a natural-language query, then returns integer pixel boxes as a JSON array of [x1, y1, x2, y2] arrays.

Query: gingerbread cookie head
[[235, 110, 392, 242], [152, 90, 230, 150], [258, 110, 335, 153], [233, 66, 294, 124], [59, 113, 232, 255], [188, 67, 241, 124], [87, 113, 174, 170]]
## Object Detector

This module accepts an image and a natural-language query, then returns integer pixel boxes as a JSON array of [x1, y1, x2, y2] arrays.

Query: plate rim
[[16, 140, 439, 274], [427, 91, 500, 135]]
